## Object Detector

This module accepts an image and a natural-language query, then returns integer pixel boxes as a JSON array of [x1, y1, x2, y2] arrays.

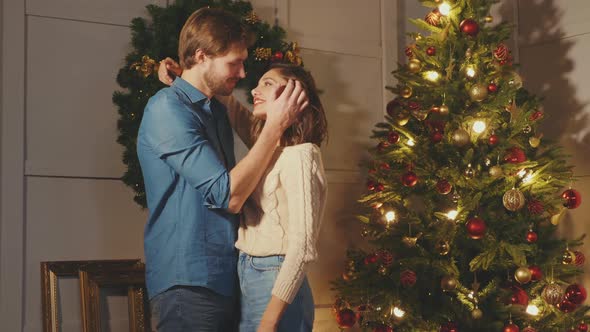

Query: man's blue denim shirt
[[137, 77, 238, 299]]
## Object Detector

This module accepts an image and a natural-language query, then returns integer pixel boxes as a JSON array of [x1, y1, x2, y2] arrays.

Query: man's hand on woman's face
[[158, 57, 182, 86]]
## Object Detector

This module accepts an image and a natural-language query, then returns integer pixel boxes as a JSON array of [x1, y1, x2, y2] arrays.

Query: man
[[137, 8, 307, 331]]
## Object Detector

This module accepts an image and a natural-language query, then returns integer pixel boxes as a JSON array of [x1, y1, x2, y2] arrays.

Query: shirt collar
[[172, 77, 208, 104]]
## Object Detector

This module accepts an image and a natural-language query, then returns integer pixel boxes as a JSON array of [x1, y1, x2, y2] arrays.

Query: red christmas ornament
[[373, 324, 394, 332], [401, 171, 418, 187], [527, 199, 544, 215], [557, 299, 577, 313], [488, 134, 499, 145], [388, 131, 400, 144], [529, 265, 543, 281], [440, 321, 459, 332], [400, 269, 417, 287], [488, 82, 498, 93], [272, 51, 284, 62], [578, 322, 588, 332], [364, 253, 378, 265], [375, 183, 384, 192], [377, 141, 390, 153], [466, 217, 487, 239], [529, 110, 544, 121], [526, 230, 538, 243], [562, 189, 582, 209], [376, 249, 394, 266], [366, 180, 376, 191], [504, 147, 527, 163], [565, 284, 587, 305], [503, 323, 520, 332], [380, 162, 391, 171], [408, 101, 421, 111], [336, 308, 357, 328], [427, 46, 436, 56], [436, 179, 453, 195], [386, 99, 402, 118], [494, 43, 510, 61], [405, 45, 414, 58], [431, 131, 444, 143], [460, 18, 480, 36], [510, 286, 529, 306], [574, 250, 586, 266]]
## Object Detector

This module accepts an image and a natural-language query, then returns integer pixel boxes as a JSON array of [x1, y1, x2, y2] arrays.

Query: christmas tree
[[331, 1, 589, 331]]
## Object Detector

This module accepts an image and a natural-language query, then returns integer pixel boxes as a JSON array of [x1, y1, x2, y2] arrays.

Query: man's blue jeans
[[237, 252, 314, 332], [150, 285, 238, 332]]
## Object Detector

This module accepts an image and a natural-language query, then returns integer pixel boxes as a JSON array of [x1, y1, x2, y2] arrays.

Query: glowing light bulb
[[392, 306, 405, 318], [465, 66, 476, 78], [424, 70, 441, 82], [526, 304, 540, 316], [468, 291, 475, 299], [407, 139, 415, 147], [439, 3, 451, 16], [472, 120, 486, 134], [517, 169, 527, 178], [385, 210, 396, 223], [523, 172, 534, 184], [446, 210, 458, 220]]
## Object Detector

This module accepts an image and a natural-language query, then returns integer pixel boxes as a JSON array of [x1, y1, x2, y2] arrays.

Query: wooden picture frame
[[79, 261, 149, 332], [41, 259, 141, 332]]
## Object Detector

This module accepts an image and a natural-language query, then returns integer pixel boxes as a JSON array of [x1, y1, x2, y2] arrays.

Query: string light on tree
[[438, 2, 451, 16], [472, 120, 487, 134], [526, 304, 540, 316]]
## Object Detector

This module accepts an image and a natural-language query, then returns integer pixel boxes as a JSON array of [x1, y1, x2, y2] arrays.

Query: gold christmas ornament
[[469, 83, 489, 102], [439, 104, 450, 115], [503, 188, 525, 211], [436, 240, 450, 255], [471, 308, 483, 319], [131, 55, 159, 78], [452, 128, 471, 147], [465, 48, 473, 58], [254, 47, 272, 61], [401, 86, 413, 98], [464, 164, 476, 179], [441, 276, 457, 291], [408, 58, 422, 73], [394, 109, 411, 126], [529, 135, 541, 148], [244, 11, 261, 24], [484, 15, 493, 23], [378, 265, 388, 275], [411, 108, 430, 121], [541, 282, 564, 305], [402, 236, 419, 247], [489, 165, 503, 178], [563, 249, 576, 264], [514, 266, 532, 284], [522, 125, 532, 134]]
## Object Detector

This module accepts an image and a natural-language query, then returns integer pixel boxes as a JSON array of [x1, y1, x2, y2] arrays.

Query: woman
[[159, 60, 328, 332]]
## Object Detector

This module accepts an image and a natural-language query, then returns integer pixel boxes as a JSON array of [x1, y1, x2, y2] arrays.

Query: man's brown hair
[[178, 8, 253, 69]]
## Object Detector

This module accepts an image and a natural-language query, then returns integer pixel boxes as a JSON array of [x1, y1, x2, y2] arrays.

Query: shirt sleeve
[[272, 146, 327, 303], [142, 93, 231, 209], [217, 94, 255, 149]]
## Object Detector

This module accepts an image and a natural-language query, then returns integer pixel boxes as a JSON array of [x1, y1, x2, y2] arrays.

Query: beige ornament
[[503, 188, 525, 211]]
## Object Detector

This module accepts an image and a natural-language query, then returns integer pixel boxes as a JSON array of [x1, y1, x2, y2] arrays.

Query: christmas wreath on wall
[[114, 0, 303, 208]]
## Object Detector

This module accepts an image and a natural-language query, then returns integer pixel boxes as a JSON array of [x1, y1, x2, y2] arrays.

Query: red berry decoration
[[460, 18, 480, 36], [440, 321, 459, 332], [364, 253, 378, 265], [373, 324, 394, 332], [388, 131, 400, 144], [488, 134, 499, 145], [557, 299, 577, 313], [272, 51, 284, 61], [377, 141, 390, 153], [380, 162, 391, 171], [426, 46, 436, 56], [375, 183, 384, 192], [366, 180, 376, 191], [562, 189, 582, 209], [386, 99, 402, 117], [565, 284, 587, 305], [574, 250, 586, 266], [503, 322, 520, 332], [487, 82, 498, 93], [436, 179, 453, 195], [527, 199, 544, 215], [431, 131, 444, 143], [405, 45, 414, 58], [466, 217, 487, 239], [529, 110, 544, 121], [336, 308, 357, 328], [504, 147, 527, 163], [400, 269, 417, 287], [401, 171, 418, 187], [526, 230, 538, 243], [529, 265, 543, 281], [579, 322, 588, 332]]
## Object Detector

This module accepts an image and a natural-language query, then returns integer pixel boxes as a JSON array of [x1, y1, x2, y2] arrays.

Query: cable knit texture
[[234, 143, 328, 304]]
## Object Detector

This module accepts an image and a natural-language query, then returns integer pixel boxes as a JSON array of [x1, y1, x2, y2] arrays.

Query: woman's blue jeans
[[237, 252, 314, 332]]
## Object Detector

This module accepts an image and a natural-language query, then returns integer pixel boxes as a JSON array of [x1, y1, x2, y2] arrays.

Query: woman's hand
[[158, 57, 182, 86]]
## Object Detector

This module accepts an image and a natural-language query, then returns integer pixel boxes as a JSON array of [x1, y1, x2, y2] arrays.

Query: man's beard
[[204, 69, 238, 96]]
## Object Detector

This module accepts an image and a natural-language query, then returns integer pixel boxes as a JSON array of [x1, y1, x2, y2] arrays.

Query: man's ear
[[194, 49, 207, 65]]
